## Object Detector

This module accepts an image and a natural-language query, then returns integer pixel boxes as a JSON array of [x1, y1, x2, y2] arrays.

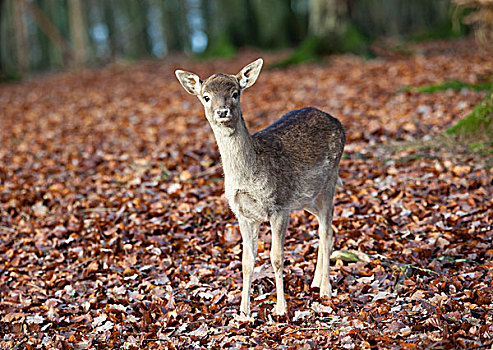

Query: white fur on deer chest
[[224, 177, 272, 222]]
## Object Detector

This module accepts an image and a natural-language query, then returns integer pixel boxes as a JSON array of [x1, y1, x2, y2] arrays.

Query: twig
[[193, 164, 222, 179], [25, 283, 47, 294], [74, 257, 97, 268], [456, 208, 485, 219], [371, 254, 442, 276], [184, 151, 201, 161], [188, 318, 216, 324], [80, 208, 117, 213], [0, 225, 16, 233], [402, 263, 441, 276], [282, 326, 332, 337], [11, 339, 27, 350], [142, 338, 168, 343], [469, 342, 493, 350]]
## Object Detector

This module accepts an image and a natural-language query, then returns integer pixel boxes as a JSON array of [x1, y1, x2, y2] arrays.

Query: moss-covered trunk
[[309, 0, 348, 51], [446, 90, 493, 142]]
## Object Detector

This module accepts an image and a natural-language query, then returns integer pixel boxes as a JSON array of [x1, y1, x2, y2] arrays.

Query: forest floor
[[0, 38, 492, 349]]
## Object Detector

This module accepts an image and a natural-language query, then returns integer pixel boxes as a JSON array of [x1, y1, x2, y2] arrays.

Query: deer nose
[[215, 107, 230, 118]]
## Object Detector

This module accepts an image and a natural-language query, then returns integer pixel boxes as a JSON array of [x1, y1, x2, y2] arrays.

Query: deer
[[175, 59, 345, 319]]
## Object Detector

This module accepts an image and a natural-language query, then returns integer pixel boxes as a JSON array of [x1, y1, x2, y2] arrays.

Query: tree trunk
[[161, 0, 189, 52], [446, 89, 493, 141], [42, 0, 64, 68], [455, 0, 493, 50], [27, 1, 72, 65], [12, 0, 29, 73], [349, 0, 453, 39], [309, 0, 349, 49], [203, 0, 252, 56], [251, 0, 291, 48], [0, 0, 16, 76], [124, 0, 151, 58], [103, 0, 122, 58], [271, 0, 353, 67], [68, 0, 89, 66]]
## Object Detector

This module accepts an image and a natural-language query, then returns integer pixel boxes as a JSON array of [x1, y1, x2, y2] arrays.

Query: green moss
[[410, 22, 466, 42], [270, 26, 370, 68], [0, 71, 23, 82], [468, 141, 493, 152], [418, 81, 493, 93], [201, 32, 236, 59], [446, 90, 493, 141], [401, 80, 493, 93], [340, 25, 369, 54], [269, 35, 323, 68]]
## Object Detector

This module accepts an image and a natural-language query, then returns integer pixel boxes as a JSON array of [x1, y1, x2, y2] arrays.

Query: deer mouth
[[216, 116, 232, 123], [215, 115, 235, 126], [214, 107, 233, 125]]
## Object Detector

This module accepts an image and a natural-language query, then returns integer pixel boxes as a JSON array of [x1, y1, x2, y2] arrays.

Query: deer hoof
[[320, 285, 332, 298], [311, 279, 322, 289], [234, 312, 254, 322], [272, 304, 287, 316]]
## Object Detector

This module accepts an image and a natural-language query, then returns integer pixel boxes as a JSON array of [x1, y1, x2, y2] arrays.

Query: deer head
[[175, 59, 263, 132]]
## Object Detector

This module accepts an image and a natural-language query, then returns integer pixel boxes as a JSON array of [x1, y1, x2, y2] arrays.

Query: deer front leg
[[270, 211, 289, 316], [238, 217, 259, 317]]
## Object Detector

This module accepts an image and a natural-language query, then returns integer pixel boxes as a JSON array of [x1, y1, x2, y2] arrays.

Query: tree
[[446, 90, 493, 142], [160, 0, 189, 53], [251, 0, 293, 49], [124, 0, 152, 58], [12, 0, 29, 73], [447, 0, 493, 142], [202, 0, 253, 57], [454, 0, 493, 49], [27, 1, 72, 67], [309, 0, 349, 50], [68, 0, 89, 66], [39, 0, 65, 69], [271, 0, 367, 67], [0, 0, 29, 77]]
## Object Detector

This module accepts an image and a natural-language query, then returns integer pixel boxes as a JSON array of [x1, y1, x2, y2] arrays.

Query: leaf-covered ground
[[1, 39, 492, 349]]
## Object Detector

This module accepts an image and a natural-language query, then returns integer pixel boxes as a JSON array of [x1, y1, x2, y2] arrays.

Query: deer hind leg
[[238, 217, 260, 317], [269, 211, 289, 316], [310, 181, 336, 298]]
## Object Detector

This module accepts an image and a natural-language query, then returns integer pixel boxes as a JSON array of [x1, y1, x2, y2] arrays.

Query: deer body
[[220, 107, 343, 221], [176, 60, 345, 318]]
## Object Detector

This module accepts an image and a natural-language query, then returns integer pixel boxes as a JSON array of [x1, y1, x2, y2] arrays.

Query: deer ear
[[175, 70, 202, 95], [236, 58, 263, 90]]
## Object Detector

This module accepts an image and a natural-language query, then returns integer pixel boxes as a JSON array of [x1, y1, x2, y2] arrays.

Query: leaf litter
[[0, 39, 492, 349]]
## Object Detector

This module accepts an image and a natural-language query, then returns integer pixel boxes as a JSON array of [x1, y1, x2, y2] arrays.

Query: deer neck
[[212, 114, 256, 182]]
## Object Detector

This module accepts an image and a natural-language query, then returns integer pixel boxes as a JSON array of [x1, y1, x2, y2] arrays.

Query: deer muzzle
[[214, 107, 232, 123]]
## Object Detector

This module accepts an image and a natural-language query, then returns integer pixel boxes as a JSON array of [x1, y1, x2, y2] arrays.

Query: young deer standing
[[175, 59, 345, 318]]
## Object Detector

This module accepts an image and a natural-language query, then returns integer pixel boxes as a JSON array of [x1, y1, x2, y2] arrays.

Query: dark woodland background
[[2, 0, 488, 79]]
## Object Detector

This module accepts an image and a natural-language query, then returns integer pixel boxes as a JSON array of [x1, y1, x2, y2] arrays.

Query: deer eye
[[203, 95, 210, 102], [232, 92, 239, 99]]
